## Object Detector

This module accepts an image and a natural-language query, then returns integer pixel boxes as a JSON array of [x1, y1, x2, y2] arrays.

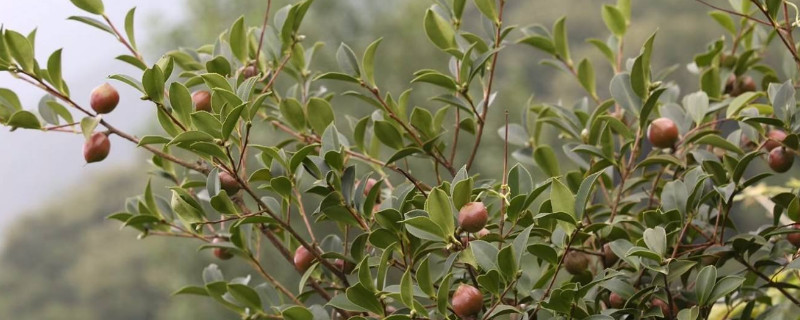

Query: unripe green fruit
[[788, 224, 800, 247], [90, 83, 119, 114], [293, 246, 316, 272], [768, 147, 794, 173], [458, 202, 488, 233], [212, 237, 233, 260], [651, 298, 676, 318], [192, 90, 212, 112], [608, 292, 625, 308], [241, 65, 259, 79], [451, 284, 483, 318], [334, 259, 355, 274], [602, 243, 618, 266], [764, 130, 787, 151], [647, 118, 679, 149], [564, 251, 589, 275], [83, 132, 110, 163], [219, 172, 241, 195]]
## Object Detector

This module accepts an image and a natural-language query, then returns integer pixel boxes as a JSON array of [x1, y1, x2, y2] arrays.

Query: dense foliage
[[2, 0, 800, 319]]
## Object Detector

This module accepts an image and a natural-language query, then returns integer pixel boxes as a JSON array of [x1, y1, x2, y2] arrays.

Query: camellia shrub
[[2, 0, 800, 319]]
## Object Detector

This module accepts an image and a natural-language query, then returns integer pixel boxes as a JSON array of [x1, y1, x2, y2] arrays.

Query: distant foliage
[[2, 0, 800, 319]]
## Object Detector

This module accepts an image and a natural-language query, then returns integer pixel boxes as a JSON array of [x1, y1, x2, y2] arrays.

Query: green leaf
[[643, 226, 667, 256], [346, 283, 383, 315], [373, 121, 404, 149], [685, 91, 710, 125], [7, 110, 41, 129], [314, 72, 360, 83], [424, 8, 456, 51], [306, 98, 334, 134], [601, 5, 627, 37], [336, 43, 360, 77], [221, 104, 245, 141], [282, 306, 313, 320], [470, 240, 499, 271], [695, 265, 717, 306], [67, 16, 113, 35], [4, 30, 34, 72], [695, 135, 743, 155], [709, 11, 736, 34], [518, 35, 556, 56], [550, 178, 575, 217], [69, 0, 104, 14], [474, 0, 498, 22], [168, 130, 215, 146], [80, 116, 100, 139], [534, 145, 560, 177], [227, 284, 262, 311], [701, 67, 721, 99], [553, 17, 570, 62], [577, 58, 596, 98], [142, 66, 165, 103], [280, 98, 306, 130], [109, 74, 144, 93], [400, 269, 413, 307], [417, 256, 435, 297], [169, 82, 193, 126], [411, 72, 458, 91], [229, 16, 248, 63], [404, 216, 446, 241], [497, 245, 516, 280], [137, 135, 171, 146], [172, 285, 209, 296], [574, 171, 603, 219], [124, 7, 137, 51], [708, 276, 744, 303], [726, 91, 763, 118], [116, 55, 146, 70], [425, 187, 455, 239], [361, 38, 382, 87], [47, 49, 64, 92]]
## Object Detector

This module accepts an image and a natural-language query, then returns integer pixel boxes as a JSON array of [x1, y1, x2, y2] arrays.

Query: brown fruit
[[787, 224, 800, 247], [458, 202, 489, 233], [764, 130, 787, 151], [212, 237, 233, 260], [219, 172, 241, 195], [83, 132, 110, 163], [241, 65, 259, 79], [651, 298, 677, 318], [603, 243, 618, 266], [768, 147, 794, 173], [192, 90, 212, 112], [647, 118, 679, 149], [90, 83, 119, 114], [740, 76, 757, 93], [334, 259, 355, 274], [724, 74, 736, 95], [293, 246, 316, 272], [608, 292, 625, 308], [451, 284, 483, 318], [564, 251, 589, 275]]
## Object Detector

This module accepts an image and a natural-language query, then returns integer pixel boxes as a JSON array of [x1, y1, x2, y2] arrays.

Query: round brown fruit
[[564, 251, 590, 275], [212, 237, 234, 260], [739, 76, 757, 93], [219, 171, 241, 195], [458, 202, 489, 233], [192, 90, 212, 112], [787, 224, 800, 247], [83, 132, 111, 163], [90, 83, 120, 114], [768, 147, 794, 173], [764, 130, 787, 151], [651, 298, 677, 318], [724, 74, 736, 95], [647, 118, 679, 149], [608, 292, 625, 308], [334, 259, 355, 274], [603, 243, 618, 266], [293, 246, 316, 272], [452, 284, 483, 318], [241, 65, 259, 79]]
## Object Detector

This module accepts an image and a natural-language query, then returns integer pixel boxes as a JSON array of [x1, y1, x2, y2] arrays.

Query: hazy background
[[0, 1, 781, 319]]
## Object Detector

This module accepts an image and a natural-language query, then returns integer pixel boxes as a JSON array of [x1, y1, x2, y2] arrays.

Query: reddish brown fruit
[[787, 224, 800, 247], [608, 292, 625, 308], [458, 202, 488, 233], [219, 172, 241, 195], [90, 83, 119, 114], [452, 284, 483, 318], [651, 298, 677, 318], [334, 259, 355, 274], [564, 251, 589, 275], [212, 237, 233, 260], [83, 132, 110, 163], [647, 118, 679, 149], [768, 147, 794, 173], [363, 178, 378, 196], [724, 74, 736, 95], [241, 65, 259, 79], [764, 130, 787, 151], [192, 90, 212, 112], [603, 243, 618, 266], [740, 76, 757, 93], [293, 246, 316, 272]]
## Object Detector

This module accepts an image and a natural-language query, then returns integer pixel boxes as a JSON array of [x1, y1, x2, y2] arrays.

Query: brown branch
[[102, 14, 144, 63], [255, 0, 273, 68]]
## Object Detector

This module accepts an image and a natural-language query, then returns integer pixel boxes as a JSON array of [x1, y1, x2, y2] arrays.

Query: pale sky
[[0, 1, 184, 235]]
